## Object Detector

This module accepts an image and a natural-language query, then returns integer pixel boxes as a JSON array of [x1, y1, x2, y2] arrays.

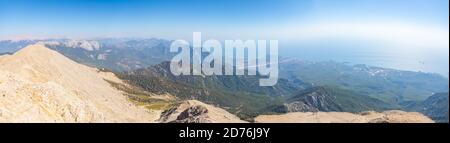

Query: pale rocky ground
[[254, 110, 434, 123], [0, 44, 159, 122], [158, 100, 247, 123]]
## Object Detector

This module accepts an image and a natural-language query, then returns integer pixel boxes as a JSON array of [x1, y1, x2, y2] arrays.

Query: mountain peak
[[15, 43, 56, 55], [0, 44, 87, 83], [2, 43, 66, 65], [0, 44, 157, 122]]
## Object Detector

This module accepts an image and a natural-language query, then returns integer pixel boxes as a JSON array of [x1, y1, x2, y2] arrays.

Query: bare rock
[[158, 100, 246, 123]]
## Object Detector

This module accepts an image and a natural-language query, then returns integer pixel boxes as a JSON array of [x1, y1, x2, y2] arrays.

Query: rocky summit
[[0, 44, 158, 122]]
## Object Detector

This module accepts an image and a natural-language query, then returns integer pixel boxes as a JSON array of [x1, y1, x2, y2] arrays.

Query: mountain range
[[0, 39, 174, 71], [1, 39, 448, 123]]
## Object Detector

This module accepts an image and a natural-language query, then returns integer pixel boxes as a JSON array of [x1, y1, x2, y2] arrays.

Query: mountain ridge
[[0, 44, 158, 122], [405, 92, 449, 123], [270, 86, 395, 113]]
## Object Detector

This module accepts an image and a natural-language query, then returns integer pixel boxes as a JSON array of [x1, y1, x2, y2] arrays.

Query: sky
[[0, 0, 448, 39], [0, 0, 305, 39], [0, 0, 449, 75]]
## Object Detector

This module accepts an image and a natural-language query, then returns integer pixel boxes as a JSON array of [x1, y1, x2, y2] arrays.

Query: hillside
[[118, 61, 310, 119], [0, 44, 158, 122], [405, 92, 449, 123], [279, 58, 449, 103], [269, 86, 395, 113]]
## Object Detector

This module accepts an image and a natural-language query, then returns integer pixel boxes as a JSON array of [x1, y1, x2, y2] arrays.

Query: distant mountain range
[[0, 40, 37, 53], [0, 39, 174, 71]]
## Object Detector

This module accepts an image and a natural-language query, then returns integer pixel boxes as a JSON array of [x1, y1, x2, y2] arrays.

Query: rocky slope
[[271, 86, 394, 113], [255, 110, 434, 123], [0, 44, 158, 122], [158, 100, 246, 123], [406, 92, 449, 123]]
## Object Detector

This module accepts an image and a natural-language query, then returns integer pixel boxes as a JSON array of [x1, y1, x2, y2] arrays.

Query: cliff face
[[0, 44, 158, 122]]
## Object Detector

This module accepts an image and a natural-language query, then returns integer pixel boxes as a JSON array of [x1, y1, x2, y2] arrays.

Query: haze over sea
[[280, 40, 449, 78]]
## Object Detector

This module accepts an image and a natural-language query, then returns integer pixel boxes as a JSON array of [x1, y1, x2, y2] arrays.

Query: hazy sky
[[0, 0, 449, 75]]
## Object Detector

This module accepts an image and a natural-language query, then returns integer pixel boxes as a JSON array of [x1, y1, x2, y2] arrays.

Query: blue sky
[[0, 0, 448, 40], [0, 0, 307, 39]]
